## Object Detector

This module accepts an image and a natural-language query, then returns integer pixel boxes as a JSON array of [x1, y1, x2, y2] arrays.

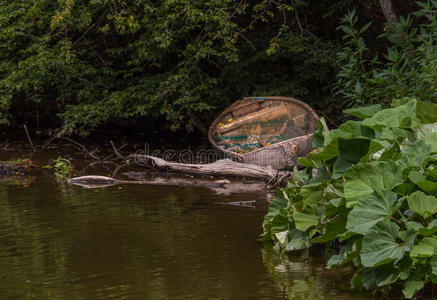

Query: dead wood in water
[[68, 174, 270, 195], [128, 154, 292, 187], [68, 175, 229, 189]]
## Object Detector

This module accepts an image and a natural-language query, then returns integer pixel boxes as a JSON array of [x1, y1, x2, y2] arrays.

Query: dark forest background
[[1, 0, 436, 138]]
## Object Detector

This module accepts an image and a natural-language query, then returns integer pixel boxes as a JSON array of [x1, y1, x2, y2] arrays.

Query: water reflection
[[0, 167, 369, 299], [262, 246, 371, 300]]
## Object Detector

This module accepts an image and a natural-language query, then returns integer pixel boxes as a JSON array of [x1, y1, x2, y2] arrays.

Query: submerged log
[[128, 155, 291, 186], [68, 175, 230, 189], [68, 174, 270, 195], [68, 154, 294, 192]]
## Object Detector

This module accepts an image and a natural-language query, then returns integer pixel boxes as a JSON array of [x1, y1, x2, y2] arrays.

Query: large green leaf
[[416, 101, 437, 123], [407, 190, 437, 219], [408, 170, 437, 194], [310, 120, 376, 162], [325, 184, 344, 199], [425, 132, 437, 153], [432, 255, 437, 276], [274, 230, 289, 246], [338, 138, 370, 163], [363, 99, 418, 129], [285, 229, 311, 251], [361, 264, 400, 289], [421, 124, 437, 138], [419, 219, 437, 236], [293, 211, 319, 231], [429, 164, 437, 181], [393, 183, 416, 196], [346, 190, 397, 234], [327, 238, 360, 268], [379, 143, 402, 161], [398, 139, 431, 169], [308, 141, 340, 161], [344, 161, 402, 207], [344, 104, 382, 119], [270, 211, 290, 234], [402, 273, 424, 299], [263, 191, 288, 227], [325, 120, 374, 144], [300, 184, 324, 207], [360, 221, 415, 267], [416, 123, 437, 140], [332, 156, 352, 179], [312, 217, 346, 243], [410, 237, 437, 258], [313, 117, 329, 148]]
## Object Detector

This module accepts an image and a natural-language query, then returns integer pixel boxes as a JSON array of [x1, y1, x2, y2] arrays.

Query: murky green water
[[0, 152, 370, 299]]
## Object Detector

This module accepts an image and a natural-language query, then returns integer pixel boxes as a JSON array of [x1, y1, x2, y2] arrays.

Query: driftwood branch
[[108, 140, 127, 160], [68, 153, 293, 193], [128, 154, 290, 186], [68, 174, 270, 195], [68, 175, 230, 188]]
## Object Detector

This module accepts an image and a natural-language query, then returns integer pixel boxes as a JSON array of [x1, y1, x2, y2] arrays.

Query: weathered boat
[[208, 96, 319, 170]]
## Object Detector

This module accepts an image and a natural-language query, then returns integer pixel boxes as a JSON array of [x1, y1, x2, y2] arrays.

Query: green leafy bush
[[335, 2, 437, 108], [0, 0, 338, 135], [43, 156, 73, 179], [262, 99, 437, 298]]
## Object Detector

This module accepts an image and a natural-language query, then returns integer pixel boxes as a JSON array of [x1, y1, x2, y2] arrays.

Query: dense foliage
[[336, 2, 437, 108], [262, 99, 437, 298], [2, 1, 435, 136], [0, 0, 343, 135]]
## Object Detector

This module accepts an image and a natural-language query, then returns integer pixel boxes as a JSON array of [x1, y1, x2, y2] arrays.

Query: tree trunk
[[379, 0, 398, 24]]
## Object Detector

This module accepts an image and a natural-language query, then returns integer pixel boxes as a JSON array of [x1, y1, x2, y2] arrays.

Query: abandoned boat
[[208, 96, 319, 170]]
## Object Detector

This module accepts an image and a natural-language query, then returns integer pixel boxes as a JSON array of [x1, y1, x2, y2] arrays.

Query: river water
[[0, 150, 370, 299]]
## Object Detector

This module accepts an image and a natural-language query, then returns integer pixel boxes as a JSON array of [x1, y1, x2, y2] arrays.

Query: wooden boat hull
[[208, 96, 319, 170]]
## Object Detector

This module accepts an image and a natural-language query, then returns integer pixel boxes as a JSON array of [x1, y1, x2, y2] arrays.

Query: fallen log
[[68, 174, 270, 195], [128, 155, 291, 186], [123, 172, 270, 195], [68, 175, 230, 189]]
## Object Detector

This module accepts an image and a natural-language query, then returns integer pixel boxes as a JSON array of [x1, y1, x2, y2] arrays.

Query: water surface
[[0, 152, 369, 299]]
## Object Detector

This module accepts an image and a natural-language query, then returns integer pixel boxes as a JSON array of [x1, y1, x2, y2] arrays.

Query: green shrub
[[262, 99, 437, 298], [0, 0, 338, 135], [335, 2, 437, 108], [43, 156, 73, 179]]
